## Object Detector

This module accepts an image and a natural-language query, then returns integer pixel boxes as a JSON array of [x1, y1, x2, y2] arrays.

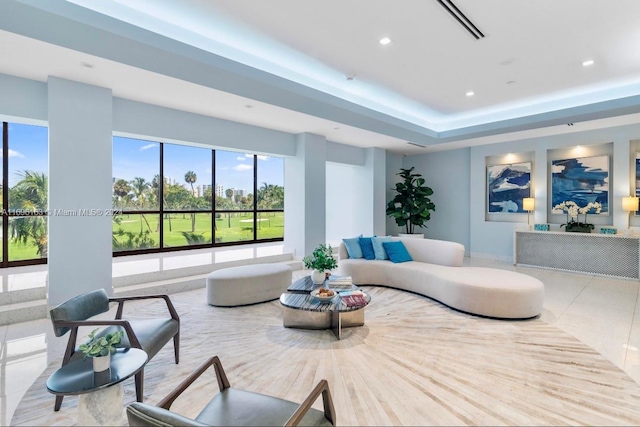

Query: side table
[[46, 348, 148, 426]]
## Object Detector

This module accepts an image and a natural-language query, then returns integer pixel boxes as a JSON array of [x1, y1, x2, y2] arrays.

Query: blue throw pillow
[[359, 237, 376, 260], [382, 241, 413, 263], [371, 236, 392, 260], [342, 235, 363, 259]]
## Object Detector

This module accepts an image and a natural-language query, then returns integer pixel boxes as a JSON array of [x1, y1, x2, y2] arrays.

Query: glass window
[[7, 123, 48, 262], [112, 213, 160, 252], [111, 139, 284, 254], [112, 137, 159, 211], [215, 212, 254, 243], [257, 155, 284, 210], [163, 212, 212, 247], [215, 151, 254, 210], [163, 143, 212, 211]]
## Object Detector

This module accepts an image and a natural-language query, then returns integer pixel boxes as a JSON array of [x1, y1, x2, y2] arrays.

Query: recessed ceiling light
[[506, 80, 516, 85], [245, 104, 254, 109], [80, 61, 94, 69], [379, 37, 391, 45], [345, 74, 356, 81], [466, 91, 475, 97], [582, 60, 594, 67]]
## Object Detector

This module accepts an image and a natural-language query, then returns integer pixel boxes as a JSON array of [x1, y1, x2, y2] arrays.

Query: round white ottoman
[[206, 263, 293, 307]]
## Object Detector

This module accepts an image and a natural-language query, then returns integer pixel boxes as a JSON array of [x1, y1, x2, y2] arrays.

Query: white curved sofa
[[337, 237, 544, 319]]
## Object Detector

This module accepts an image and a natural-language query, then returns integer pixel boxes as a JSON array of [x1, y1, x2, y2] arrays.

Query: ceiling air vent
[[436, 0, 485, 40], [406, 142, 427, 148]]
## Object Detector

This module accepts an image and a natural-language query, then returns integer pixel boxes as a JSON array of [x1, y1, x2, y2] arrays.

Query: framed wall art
[[486, 162, 531, 213], [551, 155, 609, 214]]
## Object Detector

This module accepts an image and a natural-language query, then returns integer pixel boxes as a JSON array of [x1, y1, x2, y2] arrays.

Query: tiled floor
[[1, 254, 640, 426]]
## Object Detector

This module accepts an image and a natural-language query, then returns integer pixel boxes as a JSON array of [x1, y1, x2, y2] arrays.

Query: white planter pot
[[398, 233, 424, 239], [311, 270, 325, 284], [92, 353, 111, 373]]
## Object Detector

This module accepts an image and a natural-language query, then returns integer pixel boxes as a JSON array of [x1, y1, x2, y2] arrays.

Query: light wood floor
[[12, 286, 640, 426]]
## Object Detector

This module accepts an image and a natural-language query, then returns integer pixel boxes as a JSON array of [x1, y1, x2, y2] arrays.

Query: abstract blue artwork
[[487, 162, 531, 213], [551, 155, 608, 213]]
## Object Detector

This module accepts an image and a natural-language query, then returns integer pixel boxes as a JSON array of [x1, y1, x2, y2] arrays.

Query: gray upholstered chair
[[126, 355, 336, 426], [49, 288, 180, 411]]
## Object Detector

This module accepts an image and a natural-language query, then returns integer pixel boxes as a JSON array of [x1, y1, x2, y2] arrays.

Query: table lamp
[[523, 197, 534, 229], [622, 196, 639, 232]]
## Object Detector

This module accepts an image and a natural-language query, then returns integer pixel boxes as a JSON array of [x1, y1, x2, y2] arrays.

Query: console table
[[514, 230, 640, 279]]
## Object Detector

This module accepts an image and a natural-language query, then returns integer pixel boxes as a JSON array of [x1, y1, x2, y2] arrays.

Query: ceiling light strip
[[435, 0, 485, 40]]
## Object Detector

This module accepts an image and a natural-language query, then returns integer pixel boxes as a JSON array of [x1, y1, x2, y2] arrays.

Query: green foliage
[[386, 167, 436, 234], [79, 328, 124, 358], [302, 244, 338, 273], [181, 231, 207, 245], [113, 228, 157, 250], [9, 171, 48, 257]]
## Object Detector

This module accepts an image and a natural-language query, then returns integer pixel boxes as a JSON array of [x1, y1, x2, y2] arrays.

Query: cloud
[[233, 164, 253, 171], [237, 156, 246, 161], [140, 143, 159, 151], [245, 153, 268, 161], [0, 149, 24, 158], [257, 155, 269, 161]]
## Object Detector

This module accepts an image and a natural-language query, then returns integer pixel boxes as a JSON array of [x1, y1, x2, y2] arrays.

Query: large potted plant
[[303, 244, 338, 284], [386, 167, 436, 237]]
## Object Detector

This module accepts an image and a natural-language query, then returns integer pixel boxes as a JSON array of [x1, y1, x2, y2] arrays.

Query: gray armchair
[[49, 288, 180, 411], [126, 355, 336, 426]]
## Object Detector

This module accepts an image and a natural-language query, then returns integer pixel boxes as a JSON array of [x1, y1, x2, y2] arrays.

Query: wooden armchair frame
[[131, 355, 336, 426], [50, 292, 180, 411]]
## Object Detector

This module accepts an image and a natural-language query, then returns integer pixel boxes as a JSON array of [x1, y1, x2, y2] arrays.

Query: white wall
[[326, 162, 369, 246], [47, 77, 113, 307], [403, 148, 471, 252]]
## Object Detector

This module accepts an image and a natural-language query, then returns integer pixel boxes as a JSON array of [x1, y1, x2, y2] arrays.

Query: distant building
[[215, 184, 224, 197]]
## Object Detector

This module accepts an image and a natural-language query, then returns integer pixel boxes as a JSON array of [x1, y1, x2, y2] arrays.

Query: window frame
[[112, 141, 284, 257]]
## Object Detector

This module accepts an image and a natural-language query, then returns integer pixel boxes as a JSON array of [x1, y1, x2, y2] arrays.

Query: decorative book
[[534, 224, 550, 231], [340, 291, 367, 307], [327, 275, 354, 291]]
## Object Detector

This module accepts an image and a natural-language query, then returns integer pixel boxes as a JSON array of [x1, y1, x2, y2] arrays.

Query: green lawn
[[1, 212, 284, 261], [112, 212, 284, 250]]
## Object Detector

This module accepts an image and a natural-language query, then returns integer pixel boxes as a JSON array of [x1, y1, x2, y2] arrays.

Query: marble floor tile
[[2, 254, 640, 425], [572, 286, 638, 312]]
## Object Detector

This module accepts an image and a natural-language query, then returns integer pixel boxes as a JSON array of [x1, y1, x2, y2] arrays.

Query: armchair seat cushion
[[196, 388, 331, 427], [97, 319, 179, 359]]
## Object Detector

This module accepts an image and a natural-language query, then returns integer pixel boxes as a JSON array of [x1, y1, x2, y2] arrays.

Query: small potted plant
[[303, 244, 338, 284], [79, 328, 124, 372]]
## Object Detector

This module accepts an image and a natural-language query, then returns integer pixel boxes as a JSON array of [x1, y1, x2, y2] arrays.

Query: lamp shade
[[622, 196, 639, 212], [522, 198, 535, 211]]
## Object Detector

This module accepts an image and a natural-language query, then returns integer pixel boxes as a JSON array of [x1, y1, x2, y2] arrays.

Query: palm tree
[[10, 171, 48, 257], [184, 171, 197, 195], [129, 177, 152, 233], [113, 179, 131, 209], [184, 171, 198, 232]]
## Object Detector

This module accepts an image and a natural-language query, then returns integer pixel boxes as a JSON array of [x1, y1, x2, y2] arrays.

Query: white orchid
[[555, 200, 602, 230]]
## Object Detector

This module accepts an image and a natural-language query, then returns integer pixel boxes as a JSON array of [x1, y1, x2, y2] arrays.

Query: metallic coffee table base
[[282, 306, 365, 339]]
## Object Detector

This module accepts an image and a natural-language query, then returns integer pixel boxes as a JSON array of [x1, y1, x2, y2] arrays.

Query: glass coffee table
[[280, 276, 371, 339]]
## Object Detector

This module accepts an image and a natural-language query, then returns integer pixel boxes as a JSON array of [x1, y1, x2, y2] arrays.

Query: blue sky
[[113, 137, 284, 193], [3, 128, 284, 193], [6, 123, 48, 187]]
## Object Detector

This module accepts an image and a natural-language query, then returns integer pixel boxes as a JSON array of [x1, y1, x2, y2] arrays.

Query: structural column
[[284, 133, 326, 257], [365, 147, 386, 236], [47, 77, 113, 307]]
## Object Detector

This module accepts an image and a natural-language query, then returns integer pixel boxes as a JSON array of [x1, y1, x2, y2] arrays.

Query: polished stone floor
[[2, 253, 640, 425]]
